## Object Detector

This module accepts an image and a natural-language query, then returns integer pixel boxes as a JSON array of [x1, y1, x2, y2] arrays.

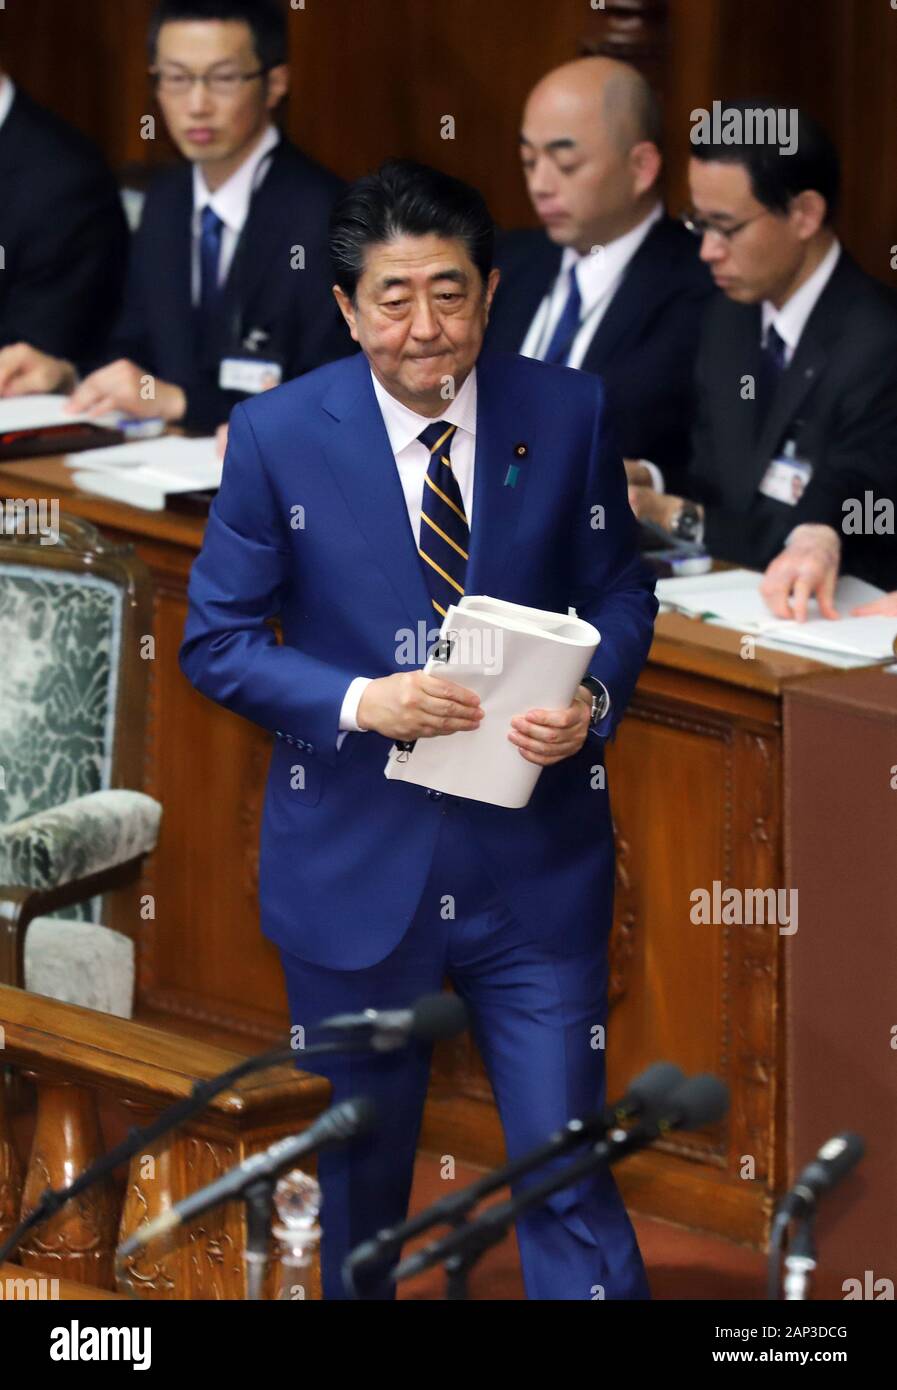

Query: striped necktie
[[417, 420, 469, 620]]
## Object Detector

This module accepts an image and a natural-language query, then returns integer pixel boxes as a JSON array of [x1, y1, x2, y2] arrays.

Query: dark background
[[2, 0, 894, 278]]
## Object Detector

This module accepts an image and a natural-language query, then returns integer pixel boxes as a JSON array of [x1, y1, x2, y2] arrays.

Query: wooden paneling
[[0, 456, 836, 1245], [2, 0, 894, 276]]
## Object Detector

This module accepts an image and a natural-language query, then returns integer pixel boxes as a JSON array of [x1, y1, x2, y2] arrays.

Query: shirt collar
[[560, 201, 663, 307], [371, 365, 478, 456], [762, 238, 841, 352], [0, 77, 16, 133], [192, 123, 280, 232]]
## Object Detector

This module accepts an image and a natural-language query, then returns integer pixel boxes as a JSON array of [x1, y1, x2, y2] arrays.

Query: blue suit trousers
[[278, 797, 650, 1301]]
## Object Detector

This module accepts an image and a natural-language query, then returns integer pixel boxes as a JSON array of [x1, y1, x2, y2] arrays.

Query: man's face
[[154, 20, 286, 169], [519, 93, 642, 251], [334, 234, 500, 413], [687, 158, 804, 304]]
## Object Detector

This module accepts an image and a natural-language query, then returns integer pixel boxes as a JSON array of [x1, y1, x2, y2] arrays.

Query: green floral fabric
[[0, 789, 161, 891], [0, 566, 121, 825], [0, 565, 156, 922]]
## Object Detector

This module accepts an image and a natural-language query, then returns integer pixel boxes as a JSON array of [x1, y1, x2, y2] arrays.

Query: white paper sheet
[[67, 436, 221, 510], [656, 569, 896, 660]]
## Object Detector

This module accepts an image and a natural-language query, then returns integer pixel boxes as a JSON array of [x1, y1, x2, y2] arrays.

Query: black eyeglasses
[[150, 66, 270, 97], [679, 209, 774, 243]]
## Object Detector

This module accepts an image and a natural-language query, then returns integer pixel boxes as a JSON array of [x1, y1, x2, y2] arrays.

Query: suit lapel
[[746, 263, 849, 490], [580, 217, 671, 370], [320, 354, 536, 634], [163, 173, 200, 377], [321, 356, 434, 632], [464, 353, 535, 597]]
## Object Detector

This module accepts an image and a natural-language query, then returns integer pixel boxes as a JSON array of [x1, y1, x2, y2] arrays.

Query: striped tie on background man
[[417, 421, 469, 620]]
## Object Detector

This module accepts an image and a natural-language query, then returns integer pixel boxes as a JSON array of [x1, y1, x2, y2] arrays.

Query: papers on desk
[[0, 394, 101, 432], [67, 437, 221, 511], [656, 568, 897, 661], [384, 595, 600, 809]]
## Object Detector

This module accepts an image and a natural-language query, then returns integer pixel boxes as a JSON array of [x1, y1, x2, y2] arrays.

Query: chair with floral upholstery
[[0, 511, 160, 1017]]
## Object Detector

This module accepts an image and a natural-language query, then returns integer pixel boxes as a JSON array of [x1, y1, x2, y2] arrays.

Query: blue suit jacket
[[485, 216, 713, 494], [179, 350, 657, 968]]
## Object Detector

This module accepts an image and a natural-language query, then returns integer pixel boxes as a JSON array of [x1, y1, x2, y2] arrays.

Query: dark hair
[[690, 101, 840, 221], [148, 0, 287, 68], [330, 159, 495, 300]]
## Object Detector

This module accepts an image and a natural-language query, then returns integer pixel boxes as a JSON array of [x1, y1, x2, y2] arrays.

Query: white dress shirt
[[761, 237, 841, 364], [338, 368, 478, 735], [191, 123, 280, 306], [520, 202, 664, 369], [0, 77, 16, 132]]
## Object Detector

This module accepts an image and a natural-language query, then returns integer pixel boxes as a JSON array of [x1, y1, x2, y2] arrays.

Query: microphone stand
[[393, 1125, 645, 1293], [344, 1113, 611, 1296], [243, 1178, 279, 1302], [782, 1217, 817, 1301]]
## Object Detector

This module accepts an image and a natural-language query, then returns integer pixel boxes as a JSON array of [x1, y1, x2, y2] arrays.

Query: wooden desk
[[0, 1263, 127, 1300], [1, 456, 853, 1247]]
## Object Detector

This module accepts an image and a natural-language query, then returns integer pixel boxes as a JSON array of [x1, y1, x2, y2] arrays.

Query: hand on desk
[[760, 523, 841, 622], [0, 342, 76, 395], [65, 359, 186, 423]]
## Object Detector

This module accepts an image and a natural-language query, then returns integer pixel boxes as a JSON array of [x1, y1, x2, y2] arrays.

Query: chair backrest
[[0, 514, 153, 916]]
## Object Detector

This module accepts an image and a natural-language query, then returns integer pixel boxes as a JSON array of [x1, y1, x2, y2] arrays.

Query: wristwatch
[[671, 502, 703, 544], [580, 675, 611, 729]]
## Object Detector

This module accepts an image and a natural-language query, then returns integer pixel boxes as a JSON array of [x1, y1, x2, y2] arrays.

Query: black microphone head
[[622, 1062, 686, 1117], [802, 1132, 866, 1192], [664, 1074, 730, 1131], [410, 993, 468, 1042], [325, 1095, 378, 1142]]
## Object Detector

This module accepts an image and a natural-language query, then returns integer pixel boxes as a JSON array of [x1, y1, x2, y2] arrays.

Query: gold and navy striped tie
[[417, 420, 469, 620]]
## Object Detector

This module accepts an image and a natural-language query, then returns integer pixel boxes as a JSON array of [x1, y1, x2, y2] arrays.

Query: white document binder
[[384, 595, 600, 809]]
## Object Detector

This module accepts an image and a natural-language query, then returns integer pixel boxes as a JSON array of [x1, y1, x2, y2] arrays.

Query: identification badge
[[758, 445, 813, 506], [219, 357, 283, 394]]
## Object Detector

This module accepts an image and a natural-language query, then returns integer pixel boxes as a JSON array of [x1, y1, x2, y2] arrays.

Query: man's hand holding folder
[[357, 668, 591, 768]]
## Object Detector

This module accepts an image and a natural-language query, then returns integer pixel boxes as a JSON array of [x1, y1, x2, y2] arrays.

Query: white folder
[[384, 595, 600, 809]]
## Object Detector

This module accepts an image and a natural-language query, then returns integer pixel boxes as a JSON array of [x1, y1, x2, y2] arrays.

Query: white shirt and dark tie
[[519, 202, 664, 369], [337, 367, 608, 743], [190, 123, 280, 308]]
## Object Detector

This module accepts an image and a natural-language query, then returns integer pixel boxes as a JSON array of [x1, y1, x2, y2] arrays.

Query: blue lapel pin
[[505, 444, 528, 487]]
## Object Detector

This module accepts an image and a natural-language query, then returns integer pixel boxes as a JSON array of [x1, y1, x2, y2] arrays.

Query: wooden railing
[[0, 985, 330, 1299]]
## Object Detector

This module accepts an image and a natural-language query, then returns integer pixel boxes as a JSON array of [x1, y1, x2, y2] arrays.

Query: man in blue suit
[[180, 159, 658, 1299]]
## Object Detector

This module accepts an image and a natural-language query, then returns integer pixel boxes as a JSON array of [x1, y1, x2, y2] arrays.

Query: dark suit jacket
[[0, 88, 128, 361], [485, 215, 714, 492], [98, 137, 352, 433], [689, 252, 897, 588]]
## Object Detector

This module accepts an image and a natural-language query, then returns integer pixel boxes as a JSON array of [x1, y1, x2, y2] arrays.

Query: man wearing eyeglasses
[[0, 0, 350, 433], [628, 103, 897, 616]]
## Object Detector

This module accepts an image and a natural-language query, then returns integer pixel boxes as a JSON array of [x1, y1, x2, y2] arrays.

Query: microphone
[[117, 1097, 375, 1259], [316, 992, 468, 1051], [777, 1132, 865, 1221]]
